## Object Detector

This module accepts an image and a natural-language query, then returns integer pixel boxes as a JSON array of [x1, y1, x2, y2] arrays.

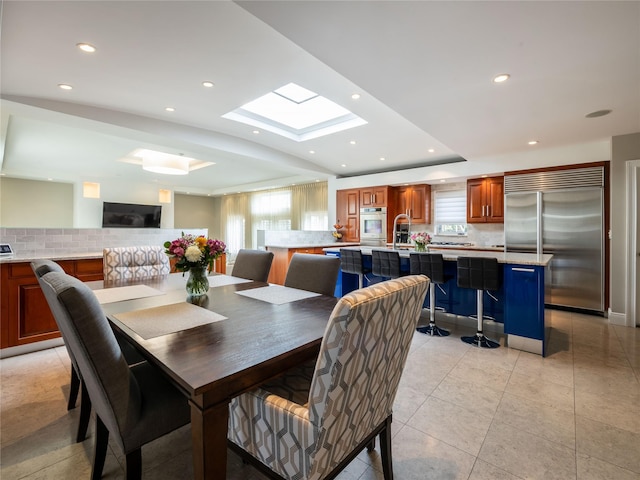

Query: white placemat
[[207, 275, 252, 288], [112, 302, 227, 340], [235, 285, 321, 305], [93, 284, 165, 305]]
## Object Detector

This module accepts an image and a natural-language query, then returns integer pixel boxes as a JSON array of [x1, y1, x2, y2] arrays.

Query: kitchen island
[[326, 246, 553, 356]]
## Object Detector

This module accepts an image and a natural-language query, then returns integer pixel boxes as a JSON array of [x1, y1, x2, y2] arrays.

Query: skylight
[[223, 83, 367, 142]]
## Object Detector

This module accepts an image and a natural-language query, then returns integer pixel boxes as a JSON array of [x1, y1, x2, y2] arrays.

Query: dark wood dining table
[[93, 273, 338, 480]]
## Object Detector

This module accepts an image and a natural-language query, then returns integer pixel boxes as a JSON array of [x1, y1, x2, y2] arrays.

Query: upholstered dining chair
[[39, 271, 190, 480], [103, 245, 170, 282], [231, 249, 274, 282], [228, 274, 430, 480], [283, 253, 341, 296]]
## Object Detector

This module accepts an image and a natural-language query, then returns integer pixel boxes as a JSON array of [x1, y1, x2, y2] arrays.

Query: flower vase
[[186, 265, 209, 297], [415, 243, 427, 252]]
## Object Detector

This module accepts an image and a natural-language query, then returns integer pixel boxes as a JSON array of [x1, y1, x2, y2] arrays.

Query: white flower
[[185, 245, 203, 263]]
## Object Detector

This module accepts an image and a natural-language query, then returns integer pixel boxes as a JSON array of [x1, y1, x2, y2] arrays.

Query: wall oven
[[360, 207, 387, 246]]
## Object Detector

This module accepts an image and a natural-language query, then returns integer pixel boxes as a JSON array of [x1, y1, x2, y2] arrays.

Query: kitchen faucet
[[392, 213, 411, 250]]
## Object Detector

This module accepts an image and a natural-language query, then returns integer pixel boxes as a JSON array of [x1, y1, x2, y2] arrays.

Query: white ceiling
[[1, 1, 638, 195]]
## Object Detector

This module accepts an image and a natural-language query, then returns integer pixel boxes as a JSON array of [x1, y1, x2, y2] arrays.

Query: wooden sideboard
[[1, 254, 226, 350]]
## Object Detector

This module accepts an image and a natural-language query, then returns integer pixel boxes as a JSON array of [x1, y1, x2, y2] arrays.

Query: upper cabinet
[[392, 184, 431, 224], [336, 188, 360, 242], [359, 186, 389, 207], [466, 176, 504, 223]]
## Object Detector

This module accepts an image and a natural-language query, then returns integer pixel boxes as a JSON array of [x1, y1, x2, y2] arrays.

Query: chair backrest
[[457, 256, 501, 291], [231, 249, 274, 282], [306, 275, 429, 476], [339, 249, 365, 275], [371, 249, 401, 278], [284, 253, 340, 296], [103, 246, 170, 282], [39, 271, 142, 449], [31, 258, 65, 278], [409, 252, 446, 284]]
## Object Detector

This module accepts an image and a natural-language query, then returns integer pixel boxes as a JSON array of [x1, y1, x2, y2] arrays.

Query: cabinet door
[[394, 187, 410, 222], [371, 186, 388, 207], [409, 185, 430, 223], [486, 176, 504, 223], [360, 188, 374, 207], [504, 265, 545, 341], [336, 189, 360, 242], [467, 178, 486, 223]]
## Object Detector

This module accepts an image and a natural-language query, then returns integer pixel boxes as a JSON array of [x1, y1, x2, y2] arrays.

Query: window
[[434, 189, 467, 236]]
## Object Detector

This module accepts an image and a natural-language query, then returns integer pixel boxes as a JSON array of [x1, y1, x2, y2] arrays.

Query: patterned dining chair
[[231, 249, 274, 282], [39, 271, 190, 480], [103, 245, 170, 282], [228, 274, 429, 480]]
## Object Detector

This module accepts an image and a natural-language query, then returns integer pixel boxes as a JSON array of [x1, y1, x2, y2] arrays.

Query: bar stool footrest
[[461, 333, 500, 348]]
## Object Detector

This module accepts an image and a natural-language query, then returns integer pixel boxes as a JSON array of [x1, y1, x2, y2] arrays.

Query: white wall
[[0, 178, 73, 227]]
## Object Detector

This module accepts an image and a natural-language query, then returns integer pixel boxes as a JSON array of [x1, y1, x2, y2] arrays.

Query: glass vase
[[186, 265, 209, 297], [415, 242, 427, 252]]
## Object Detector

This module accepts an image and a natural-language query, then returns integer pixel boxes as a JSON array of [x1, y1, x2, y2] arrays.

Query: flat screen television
[[102, 202, 162, 228]]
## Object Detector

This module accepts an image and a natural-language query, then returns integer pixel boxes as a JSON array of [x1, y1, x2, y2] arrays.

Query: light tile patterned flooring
[[1, 309, 639, 479]]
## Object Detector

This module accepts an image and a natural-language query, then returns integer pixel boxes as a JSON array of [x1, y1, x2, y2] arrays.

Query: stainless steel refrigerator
[[504, 167, 605, 313]]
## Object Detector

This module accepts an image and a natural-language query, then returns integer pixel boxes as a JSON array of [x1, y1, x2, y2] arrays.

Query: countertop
[[266, 242, 360, 249], [324, 245, 552, 267], [0, 252, 103, 264], [387, 243, 504, 252]]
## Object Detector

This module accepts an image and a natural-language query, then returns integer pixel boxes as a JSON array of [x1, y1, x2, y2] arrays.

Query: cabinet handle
[[487, 205, 491, 217], [482, 205, 485, 216], [373, 194, 376, 204], [512, 267, 535, 273]]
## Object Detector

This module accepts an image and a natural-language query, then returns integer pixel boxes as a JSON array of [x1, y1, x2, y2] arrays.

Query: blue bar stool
[[409, 252, 451, 337], [371, 249, 402, 280], [457, 256, 501, 348], [340, 248, 370, 289]]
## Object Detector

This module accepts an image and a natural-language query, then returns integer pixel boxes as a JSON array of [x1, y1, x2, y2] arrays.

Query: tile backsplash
[[0, 228, 207, 257]]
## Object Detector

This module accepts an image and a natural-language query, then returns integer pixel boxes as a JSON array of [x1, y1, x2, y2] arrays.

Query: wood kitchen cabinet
[[467, 176, 504, 223], [336, 188, 360, 242], [1, 258, 104, 349], [392, 184, 431, 224], [266, 246, 326, 285], [359, 186, 389, 207]]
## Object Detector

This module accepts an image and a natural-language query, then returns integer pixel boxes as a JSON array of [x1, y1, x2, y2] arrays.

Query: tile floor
[[1, 309, 639, 479]]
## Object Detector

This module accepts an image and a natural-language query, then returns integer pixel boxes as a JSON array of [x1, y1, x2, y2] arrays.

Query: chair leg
[[125, 449, 142, 480], [367, 437, 376, 452], [417, 283, 449, 337], [461, 290, 499, 348], [92, 416, 109, 480], [76, 382, 91, 442], [68, 367, 80, 410], [380, 417, 394, 480]]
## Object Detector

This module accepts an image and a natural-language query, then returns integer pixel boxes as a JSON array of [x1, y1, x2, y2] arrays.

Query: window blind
[[435, 189, 466, 224]]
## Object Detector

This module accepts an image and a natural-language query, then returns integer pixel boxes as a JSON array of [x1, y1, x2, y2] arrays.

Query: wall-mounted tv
[[102, 202, 162, 228]]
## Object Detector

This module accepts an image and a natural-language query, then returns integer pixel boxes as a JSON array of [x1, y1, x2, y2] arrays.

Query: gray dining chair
[[284, 253, 340, 296], [231, 249, 274, 282], [103, 245, 170, 282], [228, 275, 430, 480], [39, 271, 190, 480]]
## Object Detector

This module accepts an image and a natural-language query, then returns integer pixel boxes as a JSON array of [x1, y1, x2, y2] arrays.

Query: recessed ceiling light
[[341, 164, 347, 167], [165, 107, 175, 112], [528, 140, 539, 145], [428, 148, 435, 153], [493, 73, 510, 83], [58, 84, 73, 90], [76, 43, 96, 53], [380, 157, 385, 161], [440, 179, 446, 183], [481, 175, 488, 178], [350, 140, 356, 145], [309, 150, 315, 154], [253, 130, 260, 134], [351, 93, 361, 100], [315, 179, 320, 182], [47, 178, 53, 181], [585, 109, 612, 118], [202, 81, 214, 88]]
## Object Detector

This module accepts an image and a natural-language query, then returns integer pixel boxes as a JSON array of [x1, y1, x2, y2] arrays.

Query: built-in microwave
[[360, 207, 387, 246]]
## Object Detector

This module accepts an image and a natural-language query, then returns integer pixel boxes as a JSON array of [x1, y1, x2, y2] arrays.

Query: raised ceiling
[[1, 1, 638, 195]]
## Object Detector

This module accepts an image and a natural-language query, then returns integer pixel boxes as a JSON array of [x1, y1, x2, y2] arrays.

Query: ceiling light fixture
[[493, 73, 510, 83], [341, 164, 347, 167], [253, 130, 260, 134], [309, 150, 315, 154], [76, 43, 96, 53], [202, 81, 214, 88], [350, 140, 356, 145], [528, 140, 539, 145], [58, 84, 73, 90], [165, 107, 175, 112], [139, 151, 190, 175], [380, 157, 385, 161], [351, 93, 361, 100], [428, 148, 435, 153]]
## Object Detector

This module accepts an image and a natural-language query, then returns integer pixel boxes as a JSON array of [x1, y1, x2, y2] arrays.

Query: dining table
[[90, 272, 339, 480]]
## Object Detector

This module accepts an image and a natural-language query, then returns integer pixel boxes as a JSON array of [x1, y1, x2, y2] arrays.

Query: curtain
[[291, 182, 328, 230]]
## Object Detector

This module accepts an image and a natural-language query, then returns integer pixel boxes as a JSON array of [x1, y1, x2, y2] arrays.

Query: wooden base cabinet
[[1, 258, 104, 349], [266, 247, 326, 285]]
